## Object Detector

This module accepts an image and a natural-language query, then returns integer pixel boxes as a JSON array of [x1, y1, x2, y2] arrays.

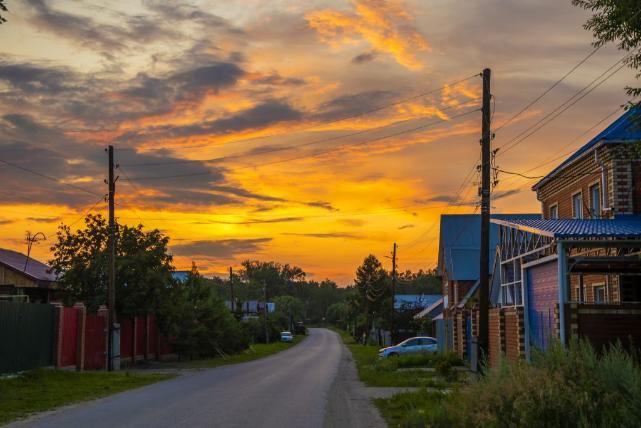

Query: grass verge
[[375, 389, 447, 428], [0, 369, 174, 425], [331, 328, 454, 388], [166, 334, 306, 369]]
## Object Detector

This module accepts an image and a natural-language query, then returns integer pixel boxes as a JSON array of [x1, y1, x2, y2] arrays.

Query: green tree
[[325, 302, 349, 328], [273, 295, 305, 331], [573, 0, 641, 106], [354, 255, 390, 339], [49, 214, 173, 314]]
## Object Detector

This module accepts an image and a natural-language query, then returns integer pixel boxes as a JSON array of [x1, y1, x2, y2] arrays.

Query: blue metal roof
[[533, 108, 641, 190], [438, 214, 540, 280], [491, 216, 641, 239], [394, 294, 441, 310]]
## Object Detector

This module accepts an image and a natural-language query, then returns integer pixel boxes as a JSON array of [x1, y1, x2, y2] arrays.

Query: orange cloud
[[305, 0, 430, 71]]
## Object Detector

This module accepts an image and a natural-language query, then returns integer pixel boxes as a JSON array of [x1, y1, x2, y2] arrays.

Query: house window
[[594, 285, 606, 304], [549, 204, 559, 219], [572, 192, 583, 219], [589, 184, 601, 219]]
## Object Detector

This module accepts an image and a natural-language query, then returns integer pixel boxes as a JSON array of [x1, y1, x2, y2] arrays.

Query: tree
[[159, 263, 247, 358], [353, 255, 390, 340], [326, 302, 349, 328], [273, 295, 305, 331], [0, 1, 7, 24], [49, 214, 173, 314], [573, 0, 641, 107]]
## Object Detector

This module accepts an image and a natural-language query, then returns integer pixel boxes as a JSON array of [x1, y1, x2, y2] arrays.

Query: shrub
[[426, 340, 641, 427]]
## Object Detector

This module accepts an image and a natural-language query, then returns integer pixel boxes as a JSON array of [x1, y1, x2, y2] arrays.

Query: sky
[[0, 0, 637, 284]]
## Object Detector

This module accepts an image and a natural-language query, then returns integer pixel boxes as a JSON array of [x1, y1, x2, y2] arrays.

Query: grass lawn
[[374, 389, 447, 428], [332, 329, 452, 388], [166, 334, 307, 369], [0, 369, 174, 425]]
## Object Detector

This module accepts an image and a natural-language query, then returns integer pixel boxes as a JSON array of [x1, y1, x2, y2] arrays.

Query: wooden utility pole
[[263, 280, 270, 344], [107, 145, 117, 371], [229, 267, 235, 312], [390, 242, 397, 342], [478, 68, 492, 363]]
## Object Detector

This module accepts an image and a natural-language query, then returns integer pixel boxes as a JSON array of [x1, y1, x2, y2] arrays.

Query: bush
[[241, 317, 282, 344], [426, 340, 641, 427]]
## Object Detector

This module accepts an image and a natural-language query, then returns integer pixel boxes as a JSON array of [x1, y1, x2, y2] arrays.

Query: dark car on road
[[294, 322, 307, 335]]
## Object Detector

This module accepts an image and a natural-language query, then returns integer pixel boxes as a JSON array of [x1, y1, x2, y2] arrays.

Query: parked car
[[378, 336, 438, 358], [294, 322, 307, 335], [280, 331, 293, 342]]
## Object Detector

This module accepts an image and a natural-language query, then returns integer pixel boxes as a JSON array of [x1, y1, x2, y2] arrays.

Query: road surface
[[12, 328, 383, 428]]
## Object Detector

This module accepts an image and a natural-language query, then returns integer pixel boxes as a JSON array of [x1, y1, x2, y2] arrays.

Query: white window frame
[[549, 203, 559, 219], [588, 181, 601, 219], [572, 190, 584, 219], [500, 258, 523, 307]]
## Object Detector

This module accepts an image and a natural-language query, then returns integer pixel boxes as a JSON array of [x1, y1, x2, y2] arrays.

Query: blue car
[[280, 331, 293, 342], [378, 336, 438, 358]]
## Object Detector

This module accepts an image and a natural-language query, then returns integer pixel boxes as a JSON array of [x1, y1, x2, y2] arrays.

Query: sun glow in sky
[[0, 0, 636, 283]]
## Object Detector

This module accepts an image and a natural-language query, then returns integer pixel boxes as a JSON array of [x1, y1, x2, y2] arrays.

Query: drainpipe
[[522, 264, 531, 362], [595, 149, 610, 216], [557, 241, 568, 347]]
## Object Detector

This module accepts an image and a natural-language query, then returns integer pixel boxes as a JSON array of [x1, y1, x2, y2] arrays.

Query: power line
[[495, 167, 600, 181], [68, 195, 108, 228], [117, 73, 481, 154], [494, 45, 602, 132], [496, 50, 634, 156], [122, 108, 481, 181]]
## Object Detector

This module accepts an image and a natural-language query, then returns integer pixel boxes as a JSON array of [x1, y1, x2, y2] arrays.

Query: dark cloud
[[253, 73, 306, 86], [0, 63, 74, 95], [352, 51, 378, 64], [171, 238, 271, 258], [27, 0, 176, 53], [305, 201, 338, 211], [314, 90, 396, 121], [492, 188, 524, 201], [397, 224, 415, 230], [0, 219, 14, 225], [194, 217, 305, 225], [26, 216, 62, 223]]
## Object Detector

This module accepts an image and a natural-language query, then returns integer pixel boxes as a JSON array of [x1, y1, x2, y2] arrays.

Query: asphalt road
[[14, 328, 355, 428]]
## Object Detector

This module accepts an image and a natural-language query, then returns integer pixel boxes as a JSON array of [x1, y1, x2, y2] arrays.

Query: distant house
[[394, 294, 440, 311], [0, 248, 57, 303], [226, 300, 275, 317], [171, 270, 190, 283]]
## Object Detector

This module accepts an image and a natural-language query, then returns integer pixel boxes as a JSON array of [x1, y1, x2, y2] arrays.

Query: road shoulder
[[323, 331, 387, 428]]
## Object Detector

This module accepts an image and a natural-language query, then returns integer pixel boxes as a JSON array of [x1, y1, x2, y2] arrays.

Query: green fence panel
[[0, 302, 55, 374]]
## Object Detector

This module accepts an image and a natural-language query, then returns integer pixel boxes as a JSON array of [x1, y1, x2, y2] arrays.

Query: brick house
[[0, 248, 57, 303], [489, 108, 641, 363], [437, 214, 538, 359]]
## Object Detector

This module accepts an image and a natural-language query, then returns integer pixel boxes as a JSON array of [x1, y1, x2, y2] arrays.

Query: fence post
[[53, 304, 64, 368], [74, 303, 86, 371], [132, 316, 138, 362]]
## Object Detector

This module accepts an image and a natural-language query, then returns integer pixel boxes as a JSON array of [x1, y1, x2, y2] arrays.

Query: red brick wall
[[503, 307, 524, 363], [488, 308, 504, 368]]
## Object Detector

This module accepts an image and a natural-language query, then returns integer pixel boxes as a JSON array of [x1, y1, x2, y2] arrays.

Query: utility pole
[[229, 267, 235, 312], [263, 280, 270, 343], [390, 242, 397, 343], [478, 68, 492, 364], [107, 145, 117, 371]]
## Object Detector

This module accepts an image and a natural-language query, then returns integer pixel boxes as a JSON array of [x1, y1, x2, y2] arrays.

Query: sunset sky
[[0, 0, 637, 284]]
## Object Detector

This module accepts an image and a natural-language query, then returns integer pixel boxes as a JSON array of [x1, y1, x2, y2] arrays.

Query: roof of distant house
[[0, 248, 57, 283], [533, 108, 641, 190], [438, 214, 540, 281], [172, 271, 190, 282], [394, 294, 441, 309], [491, 215, 641, 239]]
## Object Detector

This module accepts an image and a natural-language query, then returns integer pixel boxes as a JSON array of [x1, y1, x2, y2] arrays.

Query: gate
[[60, 307, 79, 367], [527, 262, 558, 351], [0, 302, 54, 373]]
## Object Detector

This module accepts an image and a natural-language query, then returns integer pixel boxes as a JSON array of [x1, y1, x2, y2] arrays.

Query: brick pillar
[[74, 303, 86, 371], [53, 304, 64, 368], [488, 308, 505, 368], [144, 314, 150, 361], [567, 303, 579, 341], [97, 305, 109, 370]]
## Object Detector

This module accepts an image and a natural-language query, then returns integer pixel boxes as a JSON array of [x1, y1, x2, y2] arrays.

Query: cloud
[[26, 216, 62, 223], [306, 0, 429, 70], [197, 217, 305, 225], [314, 90, 395, 121], [0, 63, 74, 95], [305, 200, 338, 211], [284, 232, 361, 239], [171, 238, 272, 258], [492, 188, 524, 201], [352, 50, 378, 64], [397, 224, 414, 230]]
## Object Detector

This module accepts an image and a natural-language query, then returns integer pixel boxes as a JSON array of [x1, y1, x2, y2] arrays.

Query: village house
[[488, 108, 641, 365], [0, 248, 57, 303]]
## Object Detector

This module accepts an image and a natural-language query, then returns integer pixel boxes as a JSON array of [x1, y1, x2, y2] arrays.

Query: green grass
[[331, 328, 452, 388], [0, 369, 174, 425], [167, 334, 306, 369], [374, 389, 447, 428]]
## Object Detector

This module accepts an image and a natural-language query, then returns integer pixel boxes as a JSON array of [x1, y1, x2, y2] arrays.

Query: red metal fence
[[60, 307, 79, 367], [84, 311, 107, 370]]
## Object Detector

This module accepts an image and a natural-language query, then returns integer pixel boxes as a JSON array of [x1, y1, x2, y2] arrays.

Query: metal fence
[[0, 301, 55, 373]]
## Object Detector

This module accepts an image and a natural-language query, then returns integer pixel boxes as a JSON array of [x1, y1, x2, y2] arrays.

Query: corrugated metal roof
[[0, 248, 57, 282], [491, 216, 641, 238], [533, 108, 641, 190], [438, 214, 540, 280]]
